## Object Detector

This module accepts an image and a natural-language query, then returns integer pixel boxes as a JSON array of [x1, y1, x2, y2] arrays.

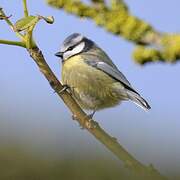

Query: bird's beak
[[55, 51, 63, 58]]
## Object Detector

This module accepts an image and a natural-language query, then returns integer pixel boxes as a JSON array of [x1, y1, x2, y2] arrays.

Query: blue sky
[[0, 0, 180, 176]]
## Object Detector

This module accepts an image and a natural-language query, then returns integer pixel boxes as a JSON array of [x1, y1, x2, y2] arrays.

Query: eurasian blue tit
[[55, 33, 151, 115]]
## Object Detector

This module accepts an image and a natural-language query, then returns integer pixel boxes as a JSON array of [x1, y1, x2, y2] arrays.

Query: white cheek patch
[[63, 42, 85, 60], [72, 41, 85, 54]]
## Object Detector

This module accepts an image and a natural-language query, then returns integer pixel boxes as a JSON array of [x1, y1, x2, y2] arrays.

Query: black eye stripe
[[67, 46, 74, 51], [65, 44, 76, 52], [65, 40, 84, 52], [64, 37, 93, 53]]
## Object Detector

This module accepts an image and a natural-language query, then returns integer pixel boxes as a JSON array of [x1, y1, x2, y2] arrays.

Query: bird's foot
[[83, 112, 97, 129], [58, 84, 70, 94], [85, 119, 94, 129], [87, 110, 96, 119]]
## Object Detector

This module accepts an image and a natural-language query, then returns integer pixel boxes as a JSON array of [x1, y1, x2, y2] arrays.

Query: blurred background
[[0, 0, 180, 179]]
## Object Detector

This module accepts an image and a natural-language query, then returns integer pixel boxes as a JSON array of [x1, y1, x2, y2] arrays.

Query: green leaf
[[14, 16, 39, 32], [14, 15, 54, 32]]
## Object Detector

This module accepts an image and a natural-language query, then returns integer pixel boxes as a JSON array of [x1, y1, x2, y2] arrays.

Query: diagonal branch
[[28, 47, 167, 180]]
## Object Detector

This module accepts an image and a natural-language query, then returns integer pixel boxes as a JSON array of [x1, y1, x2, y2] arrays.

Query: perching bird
[[55, 33, 151, 115]]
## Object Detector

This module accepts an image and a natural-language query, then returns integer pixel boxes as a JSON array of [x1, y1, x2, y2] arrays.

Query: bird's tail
[[126, 90, 151, 111]]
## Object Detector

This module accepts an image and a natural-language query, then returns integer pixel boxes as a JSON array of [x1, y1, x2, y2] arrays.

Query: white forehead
[[60, 33, 84, 52]]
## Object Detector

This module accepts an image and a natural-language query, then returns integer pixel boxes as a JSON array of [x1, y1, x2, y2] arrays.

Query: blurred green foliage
[[0, 146, 179, 180], [47, 0, 180, 65], [0, 146, 129, 180]]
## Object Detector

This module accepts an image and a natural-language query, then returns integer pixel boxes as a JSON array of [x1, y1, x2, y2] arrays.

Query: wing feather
[[85, 60, 139, 94], [85, 59, 151, 110]]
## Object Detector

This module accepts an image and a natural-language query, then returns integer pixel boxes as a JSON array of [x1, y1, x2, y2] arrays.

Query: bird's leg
[[54, 84, 70, 94], [58, 84, 70, 94], [87, 109, 96, 119], [85, 109, 97, 129]]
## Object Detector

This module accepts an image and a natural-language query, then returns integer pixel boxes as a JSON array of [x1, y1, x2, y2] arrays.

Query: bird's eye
[[67, 46, 74, 51]]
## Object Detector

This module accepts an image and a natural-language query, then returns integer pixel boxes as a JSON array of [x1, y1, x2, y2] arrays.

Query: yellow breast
[[61, 55, 122, 110], [62, 55, 114, 89]]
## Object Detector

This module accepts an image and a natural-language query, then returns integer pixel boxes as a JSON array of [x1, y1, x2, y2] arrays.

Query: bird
[[55, 33, 151, 116]]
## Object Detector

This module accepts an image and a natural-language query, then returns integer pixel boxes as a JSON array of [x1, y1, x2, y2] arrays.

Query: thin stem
[[22, 0, 35, 49], [0, 39, 26, 47], [0, 8, 25, 41], [25, 26, 37, 49], [23, 0, 29, 17]]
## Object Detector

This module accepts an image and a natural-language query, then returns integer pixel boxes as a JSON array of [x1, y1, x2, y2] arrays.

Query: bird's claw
[[87, 110, 96, 119], [58, 85, 70, 94], [80, 119, 94, 130], [85, 119, 94, 129], [83, 114, 97, 129]]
